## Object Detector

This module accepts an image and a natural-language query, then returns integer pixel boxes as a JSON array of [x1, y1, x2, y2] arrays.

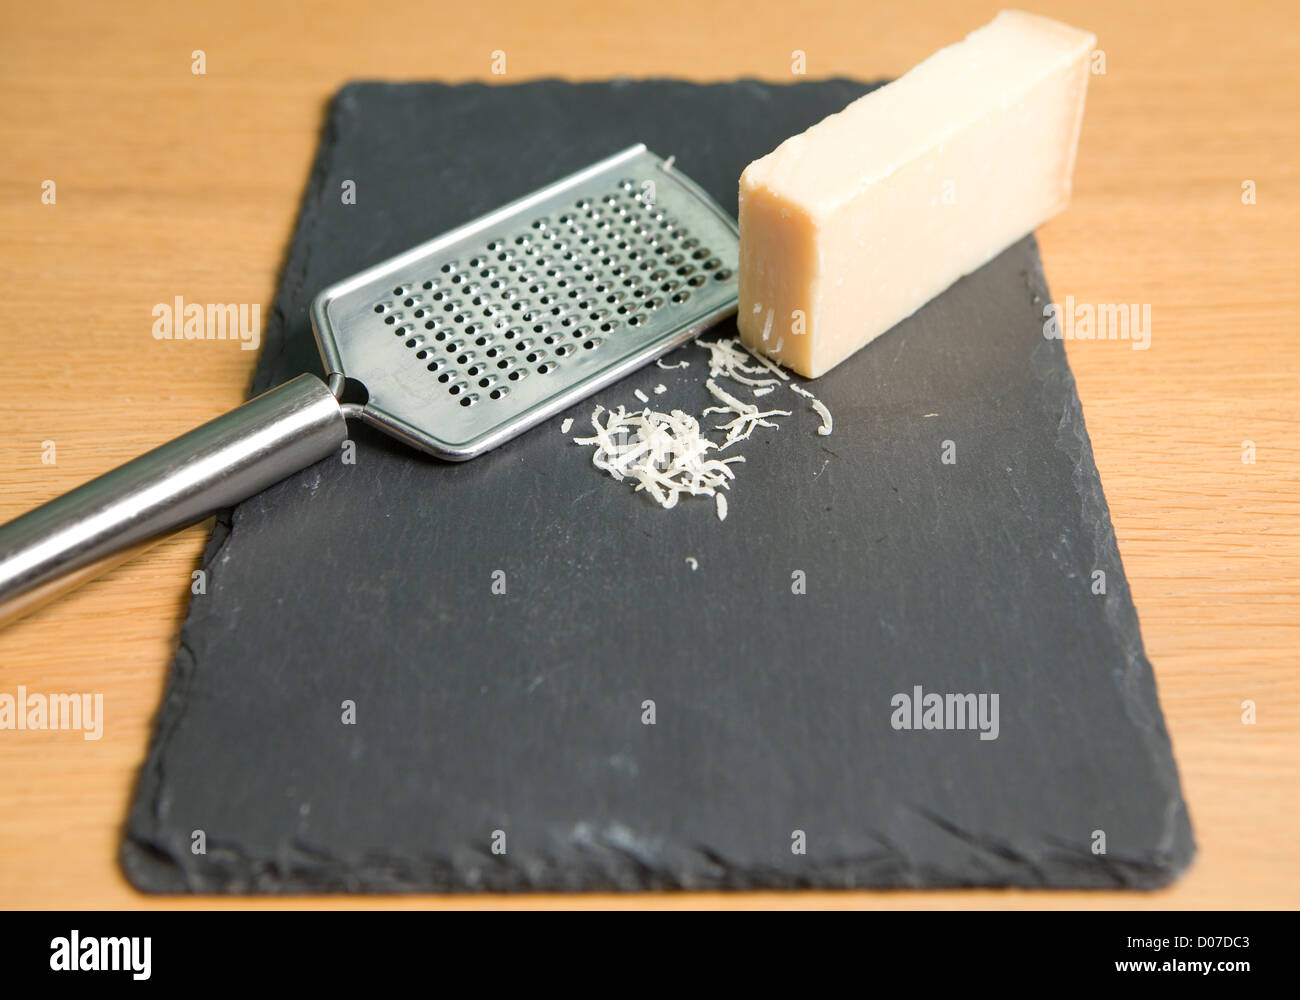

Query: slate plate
[[122, 79, 1194, 892]]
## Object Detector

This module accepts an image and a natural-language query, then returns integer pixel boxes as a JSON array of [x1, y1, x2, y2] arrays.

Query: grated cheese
[[697, 337, 782, 390], [573, 404, 744, 510], [704, 379, 792, 448], [560, 417, 573, 434], [574, 336, 836, 514], [810, 399, 833, 436], [789, 383, 833, 436]]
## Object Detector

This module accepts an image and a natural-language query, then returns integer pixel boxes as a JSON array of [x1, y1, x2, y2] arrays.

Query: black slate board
[[122, 79, 1194, 892]]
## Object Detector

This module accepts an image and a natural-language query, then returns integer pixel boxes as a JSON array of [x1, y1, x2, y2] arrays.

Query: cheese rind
[[737, 10, 1096, 377]]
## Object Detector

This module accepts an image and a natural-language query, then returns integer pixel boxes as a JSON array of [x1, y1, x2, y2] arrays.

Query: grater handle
[[0, 373, 348, 627]]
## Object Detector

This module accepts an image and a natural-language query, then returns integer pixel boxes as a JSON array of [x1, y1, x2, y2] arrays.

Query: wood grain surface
[[0, 0, 1296, 909]]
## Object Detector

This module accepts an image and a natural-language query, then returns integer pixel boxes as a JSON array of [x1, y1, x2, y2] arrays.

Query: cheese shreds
[[653, 384, 667, 394], [685, 556, 699, 570], [789, 383, 833, 436], [697, 337, 781, 389], [810, 399, 833, 436], [573, 404, 743, 510], [744, 349, 790, 383], [560, 417, 573, 434], [574, 336, 835, 513], [704, 379, 792, 448], [656, 357, 690, 370]]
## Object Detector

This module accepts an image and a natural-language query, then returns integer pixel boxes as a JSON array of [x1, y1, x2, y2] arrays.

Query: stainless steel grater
[[0, 145, 739, 625]]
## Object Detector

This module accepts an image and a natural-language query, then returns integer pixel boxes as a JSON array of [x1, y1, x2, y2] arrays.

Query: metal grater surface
[[310, 145, 739, 460]]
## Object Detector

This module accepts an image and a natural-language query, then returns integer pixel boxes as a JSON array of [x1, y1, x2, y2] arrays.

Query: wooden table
[[1, 0, 1296, 909]]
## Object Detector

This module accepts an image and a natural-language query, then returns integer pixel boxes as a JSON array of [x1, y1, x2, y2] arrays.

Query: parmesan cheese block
[[737, 10, 1096, 377]]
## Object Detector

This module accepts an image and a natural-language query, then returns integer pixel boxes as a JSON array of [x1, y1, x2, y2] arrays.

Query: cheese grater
[[0, 145, 738, 625]]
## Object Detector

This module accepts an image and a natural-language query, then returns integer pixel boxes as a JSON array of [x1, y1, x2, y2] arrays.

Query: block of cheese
[[737, 10, 1096, 377]]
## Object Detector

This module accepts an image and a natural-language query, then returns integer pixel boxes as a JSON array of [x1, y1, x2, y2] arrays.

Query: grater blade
[[310, 144, 739, 461]]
